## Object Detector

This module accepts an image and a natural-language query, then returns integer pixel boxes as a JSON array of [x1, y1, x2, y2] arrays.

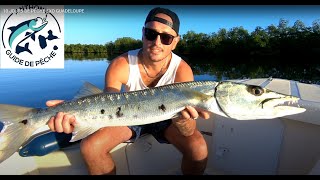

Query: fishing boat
[[0, 78, 319, 175]]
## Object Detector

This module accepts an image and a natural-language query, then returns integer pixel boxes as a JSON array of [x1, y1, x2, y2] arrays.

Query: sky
[[64, 5, 320, 45]]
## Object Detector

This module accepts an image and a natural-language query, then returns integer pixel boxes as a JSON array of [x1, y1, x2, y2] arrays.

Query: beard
[[143, 45, 171, 62]]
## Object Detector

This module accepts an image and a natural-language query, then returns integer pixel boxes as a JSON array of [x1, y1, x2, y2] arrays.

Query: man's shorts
[[128, 119, 172, 144]]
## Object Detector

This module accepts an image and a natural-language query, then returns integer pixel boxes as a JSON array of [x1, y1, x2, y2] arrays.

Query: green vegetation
[[65, 19, 320, 67], [65, 44, 106, 53], [65, 52, 108, 60]]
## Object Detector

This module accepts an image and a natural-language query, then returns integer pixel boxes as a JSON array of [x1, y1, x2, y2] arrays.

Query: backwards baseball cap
[[145, 7, 180, 35]]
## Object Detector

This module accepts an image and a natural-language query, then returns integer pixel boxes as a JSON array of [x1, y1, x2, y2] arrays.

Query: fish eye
[[248, 86, 264, 96]]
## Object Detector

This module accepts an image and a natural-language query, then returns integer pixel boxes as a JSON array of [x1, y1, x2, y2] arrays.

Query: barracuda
[[0, 80, 306, 163]]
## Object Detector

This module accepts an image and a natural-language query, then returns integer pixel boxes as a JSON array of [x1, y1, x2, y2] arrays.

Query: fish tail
[[0, 104, 35, 164], [16, 43, 32, 55], [24, 43, 32, 54]]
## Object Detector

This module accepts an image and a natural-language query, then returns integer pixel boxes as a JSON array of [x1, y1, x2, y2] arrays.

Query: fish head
[[29, 17, 48, 31], [213, 81, 306, 120]]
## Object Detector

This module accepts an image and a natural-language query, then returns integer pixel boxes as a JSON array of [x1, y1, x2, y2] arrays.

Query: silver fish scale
[[27, 81, 219, 129], [73, 87, 199, 126]]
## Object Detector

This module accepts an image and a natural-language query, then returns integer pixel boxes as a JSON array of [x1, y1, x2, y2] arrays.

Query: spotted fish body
[[26, 81, 218, 142], [0, 80, 305, 164]]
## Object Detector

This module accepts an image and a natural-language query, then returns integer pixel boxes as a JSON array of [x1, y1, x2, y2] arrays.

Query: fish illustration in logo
[[8, 17, 48, 54]]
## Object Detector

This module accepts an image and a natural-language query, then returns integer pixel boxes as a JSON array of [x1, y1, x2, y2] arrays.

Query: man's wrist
[[173, 118, 196, 137]]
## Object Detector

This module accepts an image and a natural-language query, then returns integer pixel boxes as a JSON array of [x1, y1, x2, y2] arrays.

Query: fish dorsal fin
[[73, 82, 103, 99], [8, 26, 17, 31]]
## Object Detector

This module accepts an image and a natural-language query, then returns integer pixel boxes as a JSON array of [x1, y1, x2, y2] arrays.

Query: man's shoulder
[[111, 52, 129, 64], [106, 52, 130, 85], [174, 58, 193, 82], [178, 59, 191, 69], [111, 48, 141, 66], [107, 53, 129, 73], [111, 48, 140, 61]]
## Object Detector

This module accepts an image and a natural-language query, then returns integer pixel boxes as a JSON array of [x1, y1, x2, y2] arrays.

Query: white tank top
[[126, 49, 181, 91]]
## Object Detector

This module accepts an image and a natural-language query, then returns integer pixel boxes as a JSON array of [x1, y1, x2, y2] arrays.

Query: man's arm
[[104, 53, 129, 93], [174, 59, 194, 83], [172, 59, 211, 136]]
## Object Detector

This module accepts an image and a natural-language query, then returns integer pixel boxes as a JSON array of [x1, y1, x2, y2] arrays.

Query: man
[[47, 7, 211, 175]]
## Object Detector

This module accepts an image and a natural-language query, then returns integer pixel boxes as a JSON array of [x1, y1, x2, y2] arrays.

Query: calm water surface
[[0, 59, 217, 108]]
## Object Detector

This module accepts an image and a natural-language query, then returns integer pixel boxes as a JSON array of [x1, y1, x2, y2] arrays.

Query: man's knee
[[186, 132, 208, 161], [80, 127, 133, 156], [80, 136, 105, 156]]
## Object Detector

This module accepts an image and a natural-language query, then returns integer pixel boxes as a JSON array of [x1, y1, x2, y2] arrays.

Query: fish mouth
[[261, 96, 304, 110], [257, 96, 306, 118], [33, 17, 48, 28]]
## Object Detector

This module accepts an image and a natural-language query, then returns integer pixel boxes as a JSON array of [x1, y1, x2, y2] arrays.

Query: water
[[0, 59, 217, 108], [0, 60, 109, 108]]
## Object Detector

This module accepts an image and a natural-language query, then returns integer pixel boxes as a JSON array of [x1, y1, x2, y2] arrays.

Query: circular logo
[[1, 5, 63, 68]]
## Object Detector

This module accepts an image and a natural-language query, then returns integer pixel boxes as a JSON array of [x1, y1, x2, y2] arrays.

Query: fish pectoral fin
[[181, 87, 213, 101], [73, 81, 103, 100], [70, 125, 101, 142], [171, 111, 183, 119]]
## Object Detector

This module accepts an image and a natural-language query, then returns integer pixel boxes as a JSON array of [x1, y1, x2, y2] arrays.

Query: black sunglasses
[[144, 27, 177, 45]]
